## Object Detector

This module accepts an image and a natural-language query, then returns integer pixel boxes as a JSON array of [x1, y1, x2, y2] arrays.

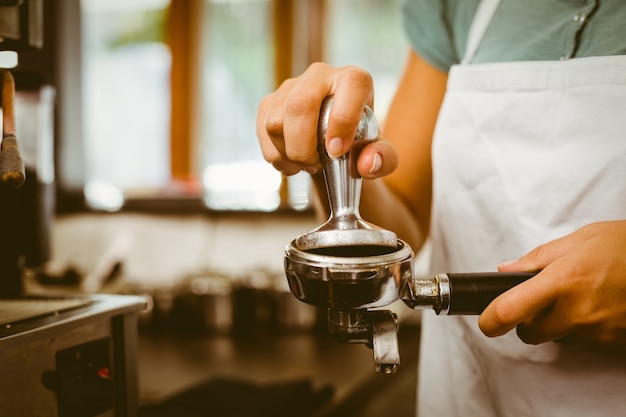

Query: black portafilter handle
[[446, 271, 538, 315], [406, 271, 539, 315]]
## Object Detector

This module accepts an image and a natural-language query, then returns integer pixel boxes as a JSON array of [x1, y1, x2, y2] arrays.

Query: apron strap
[[461, 0, 502, 65]]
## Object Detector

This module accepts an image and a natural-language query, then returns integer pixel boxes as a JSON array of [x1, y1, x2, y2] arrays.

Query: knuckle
[[490, 297, 519, 328], [331, 110, 362, 132], [284, 90, 321, 118], [307, 61, 331, 73], [285, 147, 316, 164], [271, 160, 300, 176], [338, 66, 374, 92], [277, 76, 298, 90], [262, 146, 282, 165], [527, 243, 550, 263], [264, 111, 284, 138]]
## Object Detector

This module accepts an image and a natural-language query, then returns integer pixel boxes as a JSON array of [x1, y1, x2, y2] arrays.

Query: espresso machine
[[284, 97, 535, 374], [0, 2, 146, 416]]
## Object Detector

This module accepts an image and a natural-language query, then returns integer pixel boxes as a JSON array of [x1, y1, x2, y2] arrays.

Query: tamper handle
[[294, 96, 396, 249], [317, 96, 378, 227]]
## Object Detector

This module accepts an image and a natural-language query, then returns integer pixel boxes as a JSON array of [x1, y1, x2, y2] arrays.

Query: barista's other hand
[[256, 62, 398, 178], [479, 220, 626, 353]]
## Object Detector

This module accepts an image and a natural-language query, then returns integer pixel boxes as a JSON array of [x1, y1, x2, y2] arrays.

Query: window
[[71, 0, 406, 212], [325, 0, 407, 120], [80, 0, 171, 211], [199, 0, 281, 211]]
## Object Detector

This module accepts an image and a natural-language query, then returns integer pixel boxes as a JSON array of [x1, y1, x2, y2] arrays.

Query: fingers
[[258, 91, 304, 176], [497, 234, 575, 273], [481, 221, 626, 351], [324, 68, 374, 156], [257, 63, 378, 177], [480, 273, 587, 346], [280, 71, 331, 165], [509, 286, 626, 349], [355, 139, 399, 178], [514, 302, 574, 345], [483, 234, 577, 340], [478, 268, 560, 338]]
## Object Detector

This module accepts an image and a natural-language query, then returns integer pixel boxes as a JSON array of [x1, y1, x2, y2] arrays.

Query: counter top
[[137, 322, 420, 417]]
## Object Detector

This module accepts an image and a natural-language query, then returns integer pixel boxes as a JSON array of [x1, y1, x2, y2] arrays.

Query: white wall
[[47, 212, 318, 292]]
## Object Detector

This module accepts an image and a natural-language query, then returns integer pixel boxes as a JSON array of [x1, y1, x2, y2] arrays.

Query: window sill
[[56, 187, 315, 218]]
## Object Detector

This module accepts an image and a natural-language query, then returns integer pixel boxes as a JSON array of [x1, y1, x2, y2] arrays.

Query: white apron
[[418, 0, 626, 416]]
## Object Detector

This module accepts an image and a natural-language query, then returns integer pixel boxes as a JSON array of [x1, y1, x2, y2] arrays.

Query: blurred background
[[0, 1, 427, 416], [75, 0, 406, 212], [49, 0, 414, 286]]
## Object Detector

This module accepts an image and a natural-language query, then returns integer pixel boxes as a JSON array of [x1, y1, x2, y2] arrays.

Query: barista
[[256, 0, 626, 416]]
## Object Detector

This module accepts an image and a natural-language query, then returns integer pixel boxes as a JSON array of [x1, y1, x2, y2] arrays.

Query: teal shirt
[[402, 0, 626, 72]]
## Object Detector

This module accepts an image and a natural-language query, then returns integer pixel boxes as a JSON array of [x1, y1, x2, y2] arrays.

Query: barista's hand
[[479, 220, 626, 353], [256, 63, 398, 177]]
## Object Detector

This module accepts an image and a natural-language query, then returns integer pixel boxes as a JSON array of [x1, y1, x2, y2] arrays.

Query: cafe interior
[[0, 1, 428, 416]]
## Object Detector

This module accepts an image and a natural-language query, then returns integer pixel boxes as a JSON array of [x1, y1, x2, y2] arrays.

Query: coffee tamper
[[284, 96, 536, 374], [285, 96, 413, 374]]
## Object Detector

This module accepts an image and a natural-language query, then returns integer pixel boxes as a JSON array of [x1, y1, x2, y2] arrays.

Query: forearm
[[360, 178, 426, 252], [357, 50, 446, 252]]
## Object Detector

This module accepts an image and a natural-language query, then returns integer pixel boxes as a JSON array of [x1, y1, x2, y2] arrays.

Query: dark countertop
[[137, 322, 420, 417]]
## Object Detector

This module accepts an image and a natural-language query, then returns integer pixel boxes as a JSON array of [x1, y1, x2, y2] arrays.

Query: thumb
[[497, 234, 574, 273]]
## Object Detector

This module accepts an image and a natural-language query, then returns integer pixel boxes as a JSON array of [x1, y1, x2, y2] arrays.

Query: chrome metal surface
[[297, 96, 397, 250], [284, 239, 413, 310], [327, 309, 371, 345], [402, 272, 451, 314], [435, 273, 451, 315], [284, 97, 415, 374], [326, 308, 400, 375], [369, 310, 400, 374]]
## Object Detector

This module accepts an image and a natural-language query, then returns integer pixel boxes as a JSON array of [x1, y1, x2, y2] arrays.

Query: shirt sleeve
[[401, 0, 480, 73]]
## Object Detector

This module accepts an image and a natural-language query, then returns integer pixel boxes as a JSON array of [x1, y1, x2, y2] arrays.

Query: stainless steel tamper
[[284, 96, 536, 374], [285, 96, 413, 374]]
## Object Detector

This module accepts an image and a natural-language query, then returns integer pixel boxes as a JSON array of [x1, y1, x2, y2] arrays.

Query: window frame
[[168, 0, 325, 209], [52, 0, 326, 214], [55, 0, 407, 214]]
